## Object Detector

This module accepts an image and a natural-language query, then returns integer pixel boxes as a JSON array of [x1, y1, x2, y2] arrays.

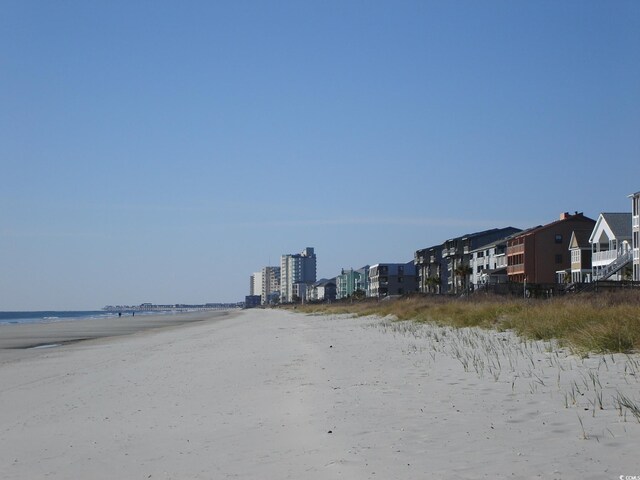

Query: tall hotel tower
[[280, 247, 317, 303]]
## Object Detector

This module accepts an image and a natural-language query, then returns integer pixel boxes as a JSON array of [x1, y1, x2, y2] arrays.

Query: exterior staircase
[[592, 250, 633, 281]]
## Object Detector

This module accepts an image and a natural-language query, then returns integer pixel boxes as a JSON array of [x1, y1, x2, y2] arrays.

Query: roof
[[569, 230, 592, 248], [509, 213, 595, 240], [600, 213, 632, 238]]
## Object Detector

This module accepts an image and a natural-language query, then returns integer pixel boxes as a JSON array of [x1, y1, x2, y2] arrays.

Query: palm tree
[[454, 263, 473, 294], [425, 276, 440, 294]]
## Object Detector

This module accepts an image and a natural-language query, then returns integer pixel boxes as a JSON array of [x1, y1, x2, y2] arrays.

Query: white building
[[630, 191, 640, 281], [280, 247, 317, 303], [589, 213, 632, 281], [249, 271, 263, 296], [261, 266, 281, 305], [469, 239, 509, 288]]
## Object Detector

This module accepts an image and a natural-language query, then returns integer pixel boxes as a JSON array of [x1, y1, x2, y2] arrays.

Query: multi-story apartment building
[[280, 247, 317, 303], [261, 266, 281, 305], [249, 271, 262, 297], [336, 267, 369, 299], [368, 262, 416, 298], [507, 212, 595, 284], [415, 245, 443, 294], [441, 227, 521, 294], [469, 237, 510, 288], [630, 191, 640, 281]]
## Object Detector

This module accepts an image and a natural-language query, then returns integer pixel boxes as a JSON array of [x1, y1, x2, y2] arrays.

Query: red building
[[507, 212, 596, 284]]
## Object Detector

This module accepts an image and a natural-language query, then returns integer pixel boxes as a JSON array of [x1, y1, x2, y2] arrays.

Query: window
[[555, 254, 563, 264], [555, 234, 563, 244]]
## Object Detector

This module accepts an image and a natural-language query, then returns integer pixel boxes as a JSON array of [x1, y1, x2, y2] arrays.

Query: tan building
[[507, 212, 595, 284]]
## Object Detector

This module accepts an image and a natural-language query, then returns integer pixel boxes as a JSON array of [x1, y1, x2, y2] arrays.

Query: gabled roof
[[589, 212, 632, 243], [509, 213, 595, 240], [600, 213, 632, 237], [569, 230, 592, 249], [313, 278, 336, 287]]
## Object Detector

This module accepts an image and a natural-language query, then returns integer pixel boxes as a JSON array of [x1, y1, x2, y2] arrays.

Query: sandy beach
[[0, 309, 638, 479]]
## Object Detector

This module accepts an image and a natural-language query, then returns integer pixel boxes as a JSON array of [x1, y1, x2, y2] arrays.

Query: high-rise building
[[249, 271, 263, 297], [261, 266, 281, 305], [280, 247, 317, 303]]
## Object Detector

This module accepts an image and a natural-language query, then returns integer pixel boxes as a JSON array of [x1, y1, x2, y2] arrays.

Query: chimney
[[560, 212, 570, 220]]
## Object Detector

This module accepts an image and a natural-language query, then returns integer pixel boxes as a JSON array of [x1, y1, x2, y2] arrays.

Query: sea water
[[0, 311, 120, 325]]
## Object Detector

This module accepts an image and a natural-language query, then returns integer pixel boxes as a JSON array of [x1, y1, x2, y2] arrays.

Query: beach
[[0, 309, 638, 479]]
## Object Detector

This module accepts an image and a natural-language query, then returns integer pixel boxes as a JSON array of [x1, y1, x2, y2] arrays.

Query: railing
[[592, 250, 633, 281], [509, 244, 524, 254], [592, 250, 619, 264], [507, 264, 524, 275]]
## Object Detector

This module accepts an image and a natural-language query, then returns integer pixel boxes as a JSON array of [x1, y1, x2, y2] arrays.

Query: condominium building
[[336, 266, 370, 299], [280, 247, 317, 303], [507, 212, 595, 284], [249, 271, 263, 297], [630, 191, 640, 281], [368, 262, 416, 298], [261, 266, 281, 305]]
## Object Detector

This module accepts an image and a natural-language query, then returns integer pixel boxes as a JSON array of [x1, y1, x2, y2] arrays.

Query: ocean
[[0, 311, 123, 325]]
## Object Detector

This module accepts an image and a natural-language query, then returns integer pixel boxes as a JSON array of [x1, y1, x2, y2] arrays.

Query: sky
[[1, 0, 639, 310]]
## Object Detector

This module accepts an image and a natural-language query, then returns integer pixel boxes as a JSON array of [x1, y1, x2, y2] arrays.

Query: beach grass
[[293, 292, 640, 354]]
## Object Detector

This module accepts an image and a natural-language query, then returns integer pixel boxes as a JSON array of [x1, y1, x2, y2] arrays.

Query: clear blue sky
[[1, 1, 639, 310]]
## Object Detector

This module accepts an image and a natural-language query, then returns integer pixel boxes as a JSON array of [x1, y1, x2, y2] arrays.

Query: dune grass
[[294, 292, 640, 354]]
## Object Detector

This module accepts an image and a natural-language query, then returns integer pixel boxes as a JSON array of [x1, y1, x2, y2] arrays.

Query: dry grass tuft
[[291, 291, 640, 354]]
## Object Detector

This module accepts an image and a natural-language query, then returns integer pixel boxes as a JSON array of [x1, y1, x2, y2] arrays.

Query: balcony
[[507, 264, 524, 275], [508, 244, 524, 254], [592, 249, 622, 265]]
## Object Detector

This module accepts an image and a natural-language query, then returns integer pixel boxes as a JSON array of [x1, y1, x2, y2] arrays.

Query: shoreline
[[0, 310, 237, 361]]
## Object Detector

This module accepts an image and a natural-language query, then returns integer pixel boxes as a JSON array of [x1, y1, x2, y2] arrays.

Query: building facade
[[261, 266, 281, 305], [469, 238, 510, 288], [441, 227, 521, 294], [589, 213, 632, 281], [368, 262, 417, 298], [280, 247, 317, 303], [249, 271, 263, 297], [630, 191, 640, 281], [336, 267, 369, 299], [568, 230, 593, 283], [415, 245, 443, 294], [507, 212, 596, 284], [307, 278, 337, 302]]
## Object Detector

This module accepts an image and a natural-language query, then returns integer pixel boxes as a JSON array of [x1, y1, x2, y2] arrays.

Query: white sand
[[1, 309, 639, 479]]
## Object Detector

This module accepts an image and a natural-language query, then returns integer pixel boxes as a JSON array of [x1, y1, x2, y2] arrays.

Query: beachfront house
[[629, 191, 640, 281], [568, 229, 593, 284], [368, 262, 417, 298], [589, 213, 632, 281], [507, 212, 596, 284], [306, 278, 337, 302]]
